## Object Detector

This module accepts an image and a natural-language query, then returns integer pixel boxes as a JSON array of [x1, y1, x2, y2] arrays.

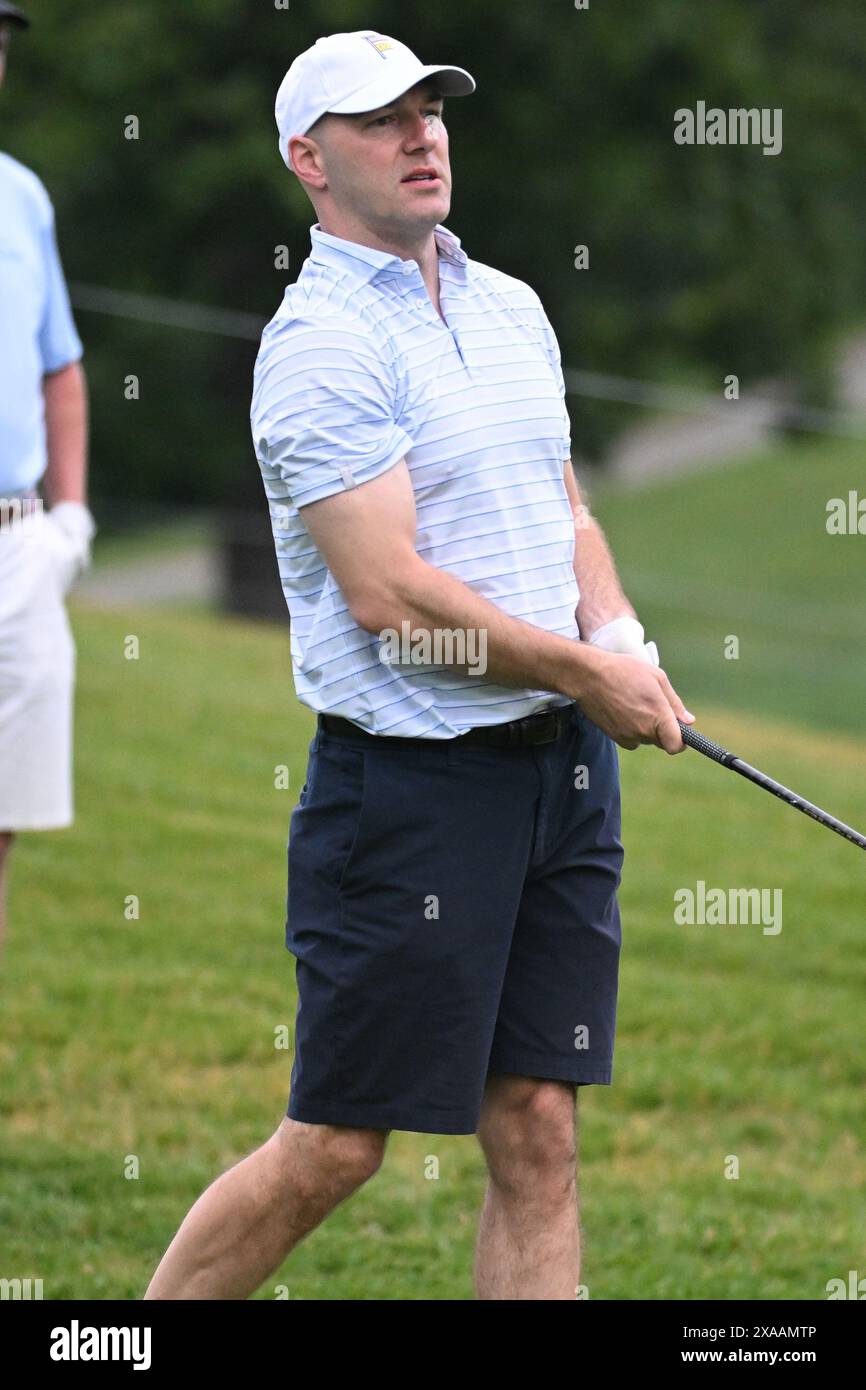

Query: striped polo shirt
[[250, 221, 579, 738]]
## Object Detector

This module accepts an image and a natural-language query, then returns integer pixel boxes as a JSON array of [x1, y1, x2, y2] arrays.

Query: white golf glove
[[44, 501, 97, 595], [587, 615, 659, 666]]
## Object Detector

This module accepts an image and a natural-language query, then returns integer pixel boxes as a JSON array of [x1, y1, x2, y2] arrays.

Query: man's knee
[[477, 1076, 577, 1188], [274, 1116, 388, 1187], [321, 1124, 389, 1183]]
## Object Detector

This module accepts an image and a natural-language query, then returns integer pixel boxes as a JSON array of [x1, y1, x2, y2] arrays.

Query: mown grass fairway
[[590, 439, 866, 739]]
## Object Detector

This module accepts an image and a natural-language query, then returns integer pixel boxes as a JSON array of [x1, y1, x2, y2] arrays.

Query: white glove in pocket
[[43, 503, 96, 596]]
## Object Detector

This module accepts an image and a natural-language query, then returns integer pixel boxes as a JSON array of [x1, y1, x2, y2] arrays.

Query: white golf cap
[[275, 29, 476, 168]]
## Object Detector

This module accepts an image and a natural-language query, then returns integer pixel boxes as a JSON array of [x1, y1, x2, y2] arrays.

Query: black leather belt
[[318, 704, 573, 750]]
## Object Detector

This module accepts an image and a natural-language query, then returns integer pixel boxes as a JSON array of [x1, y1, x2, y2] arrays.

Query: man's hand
[[571, 645, 694, 754]]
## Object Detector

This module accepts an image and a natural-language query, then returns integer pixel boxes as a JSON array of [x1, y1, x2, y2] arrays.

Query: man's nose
[[405, 111, 442, 149]]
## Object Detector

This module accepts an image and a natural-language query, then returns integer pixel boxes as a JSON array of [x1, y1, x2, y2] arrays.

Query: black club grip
[[677, 721, 736, 766]]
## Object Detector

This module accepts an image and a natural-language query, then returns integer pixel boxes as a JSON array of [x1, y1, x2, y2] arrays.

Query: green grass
[[88, 512, 213, 569], [587, 438, 866, 738], [2, 596, 864, 1300]]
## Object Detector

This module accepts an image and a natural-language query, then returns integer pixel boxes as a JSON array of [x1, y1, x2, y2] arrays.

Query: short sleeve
[[530, 292, 572, 462], [37, 197, 83, 374], [251, 315, 415, 510]]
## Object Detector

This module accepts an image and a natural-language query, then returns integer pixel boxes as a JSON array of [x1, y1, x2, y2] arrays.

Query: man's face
[[304, 80, 451, 240]]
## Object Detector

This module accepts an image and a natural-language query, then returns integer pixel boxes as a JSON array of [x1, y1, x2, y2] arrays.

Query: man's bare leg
[[144, 1116, 388, 1300], [0, 831, 14, 962], [474, 1075, 580, 1300]]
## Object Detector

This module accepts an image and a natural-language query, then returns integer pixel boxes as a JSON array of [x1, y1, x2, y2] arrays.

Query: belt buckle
[[508, 709, 553, 748]]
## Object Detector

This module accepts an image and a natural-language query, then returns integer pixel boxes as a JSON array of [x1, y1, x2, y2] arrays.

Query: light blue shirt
[[251, 222, 578, 738], [0, 151, 83, 493]]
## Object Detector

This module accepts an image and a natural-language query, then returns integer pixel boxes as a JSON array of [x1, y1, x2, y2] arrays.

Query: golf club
[[677, 721, 866, 852]]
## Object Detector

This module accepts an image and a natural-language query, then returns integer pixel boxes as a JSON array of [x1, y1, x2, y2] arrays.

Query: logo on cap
[[364, 36, 395, 59]]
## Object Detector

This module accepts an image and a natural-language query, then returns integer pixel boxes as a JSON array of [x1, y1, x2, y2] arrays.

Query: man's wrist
[[550, 632, 605, 700]]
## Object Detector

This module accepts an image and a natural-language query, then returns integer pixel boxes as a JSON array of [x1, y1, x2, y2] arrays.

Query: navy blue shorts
[[284, 702, 623, 1135]]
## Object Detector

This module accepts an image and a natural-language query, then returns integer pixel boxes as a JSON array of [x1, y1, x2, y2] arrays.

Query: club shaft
[[677, 721, 866, 852], [729, 757, 866, 850]]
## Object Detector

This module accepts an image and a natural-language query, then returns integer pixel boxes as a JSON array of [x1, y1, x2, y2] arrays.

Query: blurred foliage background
[[4, 0, 866, 509]]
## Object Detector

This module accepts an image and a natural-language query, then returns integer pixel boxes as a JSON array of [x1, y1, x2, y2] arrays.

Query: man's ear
[[290, 135, 329, 191]]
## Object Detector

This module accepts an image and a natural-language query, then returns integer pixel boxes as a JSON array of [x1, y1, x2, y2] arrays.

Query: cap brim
[[0, 4, 30, 28], [327, 63, 476, 116]]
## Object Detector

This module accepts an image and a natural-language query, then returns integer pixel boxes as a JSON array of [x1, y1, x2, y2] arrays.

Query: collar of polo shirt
[[308, 222, 468, 285]]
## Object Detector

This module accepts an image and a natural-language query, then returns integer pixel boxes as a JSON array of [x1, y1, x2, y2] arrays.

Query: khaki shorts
[[0, 503, 75, 830]]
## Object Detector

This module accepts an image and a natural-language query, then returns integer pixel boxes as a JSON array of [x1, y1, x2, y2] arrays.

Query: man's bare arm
[[563, 460, 635, 639], [41, 360, 88, 506], [296, 459, 692, 753]]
